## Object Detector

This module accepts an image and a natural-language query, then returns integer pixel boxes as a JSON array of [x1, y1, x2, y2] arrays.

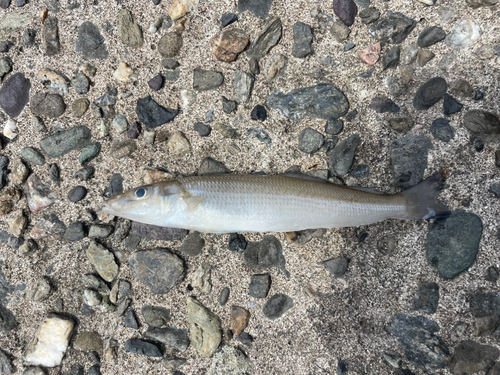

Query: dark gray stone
[[44, 0, 60, 12], [64, 222, 85, 242], [31, 92, 65, 118], [412, 283, 439, 314], [67, 186, 86, 202], [249, 274, 271, 298], [124, 310, 139, 329], [0, 156, 8, 190], [247, 17, 282, 59], [0, 349, 13, 374], [221, 13, 238, 28], [325, 119, 344, 135], [251, 105, 267, 121], [129, 249, 184, 294], [430, 118, 455, 142], [48, 164, 60, 185], [162, 59, 179, 70], [367, 12, 417, 44], [463, 110, 500, 142], [319, 257, 348, 277], [417, 26, 446, 48], [75, 21, 108, 59], [292, 22, 313, 58], [107, 173, 123, 198], [222, 96, 237, 113], [92, 89, 116, 118], [127, 121, 141, 139], [244, 235, 289, 277], [390, 135, 433, 189], [333, 0, 358, 27], [0, 0, 11, 9], [348, 165, 369, 178], [388, 314, 449, 371], [359, 7, 380, 24], [443, 94, 463, 115], [329, 134, 361, 176], [194, 122, 211, 137], [87, 366, 101, 375], [267, 83, 349, 121], [228, 233, 247, 253], [413, 77, 447, 110], [247, 127, 271, 145], [0, 73, 31, 118], [135, 96, 179, 129], [263, 293, 293, 320], [298, 128, 325, 154], [141, 305, 170, 327], [427, 210, 482, 279], [124, 339, 162, 357], [71, 73, 89, 95], [323, 137, 338, 153], [131, 222, 188, 241], [219, 287, 230, 306], [235, 332, 254, 347], [79, 142, 101, 164], [40, 126, 91, 158], [238, 0, 274, 19], [198, 157, 230, 175], [145, 326, 190, 352], [123, 234, 141, 251], [178, 231, 204, 256], [369, 96, 400, 113], [449, 340, 499, 374], [486, 266, 499, 283], [382, 46, 400, 70], [148, 75, 164, 91], [0, 41, 13, 52], [42, 17, 60, 56], [74, 165, 94, 181], [491, 183, 500, 198], [21, 147, 45, 165], [193, 69, 224, 91]]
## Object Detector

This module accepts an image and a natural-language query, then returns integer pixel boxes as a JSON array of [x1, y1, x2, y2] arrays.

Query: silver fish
[[102, 173, 447, 233]]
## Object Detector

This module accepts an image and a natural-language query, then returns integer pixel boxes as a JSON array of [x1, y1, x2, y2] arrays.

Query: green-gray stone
[[79, 142, 101, 164], [187, 296, 221, 357], [40, 125, 91, 158], [86, 242, 119, 282], [426, 210, 483, 279], [21, 147, 46, 165]]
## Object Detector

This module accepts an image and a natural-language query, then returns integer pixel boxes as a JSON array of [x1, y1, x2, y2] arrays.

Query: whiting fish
[[102, 173, 448, 233]]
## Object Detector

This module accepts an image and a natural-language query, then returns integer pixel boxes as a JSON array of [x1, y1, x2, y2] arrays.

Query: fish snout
[[102, 196, 131, 214]]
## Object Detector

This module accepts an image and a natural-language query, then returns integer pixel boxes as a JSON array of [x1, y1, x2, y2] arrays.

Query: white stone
[[3, 119, 17, 140], [445, 19, 481, 50], [180, 89, 197, 109], [24, 316, 74, 367], [112, 114, 129, 134], [84, 289, 101, 306], [417, 0, 437, 4], [113, 62, 133, 82], [168, 0, 198, 20]]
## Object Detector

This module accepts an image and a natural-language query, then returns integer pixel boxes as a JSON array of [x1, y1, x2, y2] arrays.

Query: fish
[[102, 173, 448, 233]]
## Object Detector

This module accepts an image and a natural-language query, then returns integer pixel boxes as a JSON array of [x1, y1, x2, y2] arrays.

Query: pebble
[[359, 7, 380, 24], [22, 368, 46, 375], [67, 186, 87, 203], [291, 22, 313, 58], [168, 0, 197, 19], [192, 68, 224, 91], [141, 305, 170, 327], [418, 26, 446, 48], [75, 21, 108, 59], [145, 326, 190, 352], [3, 119, 17, 140], [466, 0, 499, 6], [74, 166, 95, 182], [207, 346, 253, 375], [192, 263, 212, 294], [463, 110, 500, 143], [268, 83, 349, 121], [221, 13, 238, 28], [30, 276, 52, 301], [329, 134, 361, 176], [263, 293, 294, 320], [264, 54, 287, 79], [40, 125, 91, 157], [390, 135, 432, 189], [319, 257, 348, 277], [486, 266, 499, 283], [8, 211, 27, 236], [400, 66, 414, 85], [416, 49, 435, 66], [0, 57, 12, 79], [113, 62, 133, 83], [234, 69, 254, 103], [418, 0, 437, 4], [112, 114, 129, 134], [42, 17, 60, 56], [449, 340, 499, 374], [382, 46, 400, 70], [367, 12, 417, 44], [443, 94, 463, 116], [92, 89, 117, 118], [230, 306, 250, 335], [74, 331, 103, 352], [331, 22, 351, 42], [64, 222, 86, 241], [38, 69, 68, 96], [228, 233, 247, 252], [31, 92, 66, 118], [129, 249, 184, 294], [135, 95, 179, 128], [344, 43, 355, 51], [179, 231, 205, 256], [117, 9, 143, 48], [490, 183, 500, 198], [247, 17, 282, 59], [0, 73, 30, 118], [88, 224, 114, 238], [126, 121, 141, 139], [83, 289, 101, 306], [388, 314, 449, 371], [298, 128, 325, 154], [438, 52, 456, 70], [244, 235, 290, 277], [219, 287, 230, 306], [413, 77, 447, 111], [110, 139, 137, 159], [86, 242, 119, 282], [325, 119, 344, 135], [401, 43, 418, 65], [124, 339, 162, 357], [21, 147, 46, 166], [99, 120, 110, 138], [71, 73, 89, 95], [430, 118, 455, 142], [10, 158, 28, 184], [158, 32, 183, 58], [249, 274, 271, 298], [72, 98, 90, 118], [187, 296, 221, 357], [332, 0, 358, 26], [211, 28, 249, 63], [0, 41, 13, 52], [166, 131, 190, 156], [385, 76, 403, 97], [445, 19, 481, 50], [285, 228, 325, 245], [24, 316, 74, 367], [412, 282, 439, 314], [358, 42, 380, 65], [427, 210, 482, 279], [147, 75, 164, 91], [26, 174, 57, 213], [194, 122, 211, 137], [79, 142, 101, 164], [124, 310, 139, 329], [369, 96, 400, 113], [476, 44, 496, 60]]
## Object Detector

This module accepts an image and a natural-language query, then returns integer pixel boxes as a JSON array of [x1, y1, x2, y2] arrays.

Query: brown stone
[[74, 331, 103, 352], [230, 306, 250, 335], [211, 28, 249, 63], [358, 42, 380, 65]]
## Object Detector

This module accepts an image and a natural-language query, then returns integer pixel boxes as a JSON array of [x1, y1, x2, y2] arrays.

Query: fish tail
[[399, 173, 449, 220]]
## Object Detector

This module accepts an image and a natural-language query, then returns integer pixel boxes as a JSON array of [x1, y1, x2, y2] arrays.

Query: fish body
[[102, 174, 447, 233]]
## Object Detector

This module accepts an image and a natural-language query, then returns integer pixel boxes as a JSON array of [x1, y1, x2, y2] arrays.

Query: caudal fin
[[400, 173, 449, 220]]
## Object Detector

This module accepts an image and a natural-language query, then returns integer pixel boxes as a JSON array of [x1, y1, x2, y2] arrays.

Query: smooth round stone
[[417, 26, 446, 47], [193, 122, 211, 137], [21, 147, 46, 165], [444, 18, 481, 50], [262, 293, 294, 320], [413, 77, 447, 110], [158, 32, 183, 58], [219, 286, 230, 306], [67, 186, 87, 202], [325, 119, 344, 135], [298, 128, 325, 154], [430, 118, 455, 142]]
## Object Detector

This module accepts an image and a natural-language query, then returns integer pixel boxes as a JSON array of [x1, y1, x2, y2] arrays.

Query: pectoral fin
[[182, 196, 206, 212]]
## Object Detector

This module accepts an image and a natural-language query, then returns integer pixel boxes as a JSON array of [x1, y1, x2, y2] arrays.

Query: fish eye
[[134, 188, 147, 198]]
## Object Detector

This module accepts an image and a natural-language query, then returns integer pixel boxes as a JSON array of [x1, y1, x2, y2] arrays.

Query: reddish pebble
[[148, 75, 164, 91], [358, 42, 381, 65]]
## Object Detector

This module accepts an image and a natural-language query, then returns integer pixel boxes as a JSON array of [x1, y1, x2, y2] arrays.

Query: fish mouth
[[101, 201, 117, 215]]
